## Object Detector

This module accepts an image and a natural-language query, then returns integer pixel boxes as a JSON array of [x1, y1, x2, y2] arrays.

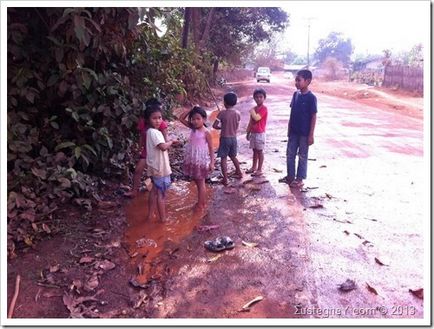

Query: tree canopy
[[313, 31, 353, 67]]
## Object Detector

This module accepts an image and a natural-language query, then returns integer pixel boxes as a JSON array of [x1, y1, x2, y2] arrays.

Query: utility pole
[[307, 20, 311, 69], [304, 17, 316, 69]]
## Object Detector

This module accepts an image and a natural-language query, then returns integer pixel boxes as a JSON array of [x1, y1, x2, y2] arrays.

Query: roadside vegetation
[[7, 7, 288, 258]]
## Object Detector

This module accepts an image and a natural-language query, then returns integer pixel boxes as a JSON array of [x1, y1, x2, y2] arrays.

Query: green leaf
[[74, 146, 81, 159], [81, 71, 91, 89], [66, 168, 77, 179], [55, 48, 64, 63], [105, 135, 113, 149], [31, 167, 47, 180], [82, 144, 97, 156], [74, 15, 86, 44], [47, 75, 59, 87], [58, 177, 71, 189], [55, 141, 76, 151], [71, 112, 80, 122], [50, 121, 59, 129], [46, 36, 63, 47]]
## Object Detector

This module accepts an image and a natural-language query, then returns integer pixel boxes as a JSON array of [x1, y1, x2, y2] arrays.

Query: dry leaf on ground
[[95, 260, 116, 271], [366, 282, 379, 295], [79, 256, 94, 264], [206, 254, 223, 263], [374, 257, 389, 266], [409, 288, 423, 299], [240, 296, 264, 311], [242, 241, 258, 248]]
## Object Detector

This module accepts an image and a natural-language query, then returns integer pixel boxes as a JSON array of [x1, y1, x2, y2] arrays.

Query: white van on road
[[256, 67, 271, 83]]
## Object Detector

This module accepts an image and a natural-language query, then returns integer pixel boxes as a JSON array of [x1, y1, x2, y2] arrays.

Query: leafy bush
[[7, 7, 210, 257]]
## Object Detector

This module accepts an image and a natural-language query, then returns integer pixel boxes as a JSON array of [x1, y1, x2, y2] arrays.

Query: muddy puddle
[[124, 180, 212, 284]]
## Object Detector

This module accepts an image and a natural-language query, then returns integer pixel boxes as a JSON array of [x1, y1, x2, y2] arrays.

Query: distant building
[[353, 56, 384, 72], [283, 64, 309, 74], [351, 56, 385, 86]]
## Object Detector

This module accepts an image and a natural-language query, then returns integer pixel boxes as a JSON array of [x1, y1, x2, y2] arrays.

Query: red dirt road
[[123, 73, 426, 320], [6, 73, 427, 323]]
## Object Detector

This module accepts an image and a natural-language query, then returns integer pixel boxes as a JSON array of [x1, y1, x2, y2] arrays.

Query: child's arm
[[212, 116, 221, 130], [246, 119, 252, 140], [308, 113, 317, 145], [157, 140, 178, 151], [161, 128, 169, 142], [249, 107, 262, 122], [205, 130, 215, 171], [179, 110, 191, 128]]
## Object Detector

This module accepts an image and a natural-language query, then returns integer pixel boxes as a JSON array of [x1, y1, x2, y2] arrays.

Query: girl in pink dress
[[179, 106, 215, 212]]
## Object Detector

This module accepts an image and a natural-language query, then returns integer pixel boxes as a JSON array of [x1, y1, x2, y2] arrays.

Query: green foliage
[[7, 7, 210, 256], [313, 32, 353, 67]]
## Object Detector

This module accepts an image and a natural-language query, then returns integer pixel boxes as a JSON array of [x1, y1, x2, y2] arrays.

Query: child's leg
[[195, 178, 207, 209], [229, 155, 242, 176], [126, 159, 147, 197], [296, 136, 309, 181], [156, 189, 167, 222], [286, 134, 299, 182], [256, 149, 264, 173], [220, 156, 228, 185], [146, 185, 157, 221], [249, 151, 258, 172]]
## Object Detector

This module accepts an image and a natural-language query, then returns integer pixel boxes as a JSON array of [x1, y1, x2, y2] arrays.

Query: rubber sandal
[[278, 177, 290, 184], [245, 169, 255, 174], [290, 180, 304, 187], [204, 236, 235, 252]]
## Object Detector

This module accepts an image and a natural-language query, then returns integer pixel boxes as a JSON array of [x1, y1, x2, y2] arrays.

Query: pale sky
[[280, 1, 430, 57]]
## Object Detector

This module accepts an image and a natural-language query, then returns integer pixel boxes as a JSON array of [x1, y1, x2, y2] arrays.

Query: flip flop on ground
[[204, 236, 235, 252], [290, 180, 304, 187]]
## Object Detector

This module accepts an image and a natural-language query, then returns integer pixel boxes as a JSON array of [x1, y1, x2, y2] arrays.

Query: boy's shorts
[[217, 137, 238, 158], [151, 175, 171, 196], [249, 132, 266, 150]]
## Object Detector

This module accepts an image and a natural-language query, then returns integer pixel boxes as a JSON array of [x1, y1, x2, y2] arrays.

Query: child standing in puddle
[[179, 106, 215, 212], [125, 98, 168, 198], [145, 104, 178, 222], [212, 92, 243, 186]]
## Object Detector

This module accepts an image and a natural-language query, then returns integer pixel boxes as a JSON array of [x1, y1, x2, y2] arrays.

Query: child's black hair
[[144, 103, 163, 122], [145, 97, 162, 108], [253, 88, 267, 99], [188, 106, 208, 127], [297, 69, 313, 81], [223, 92, 237, 107]]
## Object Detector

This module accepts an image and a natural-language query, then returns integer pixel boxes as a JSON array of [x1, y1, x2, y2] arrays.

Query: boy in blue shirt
[[279, 69, 317, 187]]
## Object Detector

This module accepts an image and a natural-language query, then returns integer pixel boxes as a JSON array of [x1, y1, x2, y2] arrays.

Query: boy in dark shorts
[[212, 92, 242, 186]]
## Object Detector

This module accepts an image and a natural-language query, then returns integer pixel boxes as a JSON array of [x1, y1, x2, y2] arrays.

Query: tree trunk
[[199, 8, 215, 49], [181, 8, 192, 49], [212, 58, 219, 85], [191, 8, 201, 46]]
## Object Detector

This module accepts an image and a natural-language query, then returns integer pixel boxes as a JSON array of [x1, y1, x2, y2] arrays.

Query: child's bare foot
[[232, 172, 243, 179], [221, 178, 228, 186]]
